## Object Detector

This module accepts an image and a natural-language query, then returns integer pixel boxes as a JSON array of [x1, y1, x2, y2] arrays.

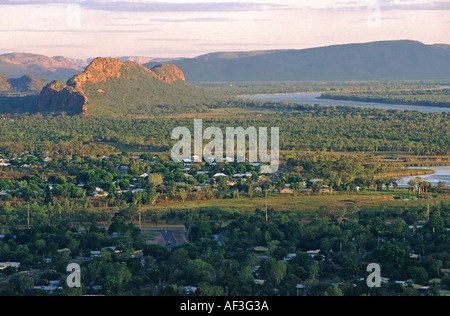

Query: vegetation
[[0, 79, 449, 296], [0, 100, 448, 156], [321, 88, 450, 108], [1, 202, 450, 296], [194, 80, 450, 97], [81, 67, 231, 117]]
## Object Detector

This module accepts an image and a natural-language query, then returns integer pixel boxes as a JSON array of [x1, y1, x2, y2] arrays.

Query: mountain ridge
[[2, 40, 449, 82], [37, 57, 223, 116], [146, 40, 450, 81], [0, 53, 83, 80]]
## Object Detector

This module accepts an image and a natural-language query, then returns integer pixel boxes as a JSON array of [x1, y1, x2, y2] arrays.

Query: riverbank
[[373, 168, 435, 180], [241, 92, 450, 113]]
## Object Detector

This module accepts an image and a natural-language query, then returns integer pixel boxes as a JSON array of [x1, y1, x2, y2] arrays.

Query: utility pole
[[139, 201, 142, 230], [265, 195, 268, 223]]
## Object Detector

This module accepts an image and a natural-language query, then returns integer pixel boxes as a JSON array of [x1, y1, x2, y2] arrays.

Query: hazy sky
[[0, 0, 448, 58]]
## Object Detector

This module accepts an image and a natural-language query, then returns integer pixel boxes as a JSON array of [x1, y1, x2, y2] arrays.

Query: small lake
[[396, 166, 450, 187], [240, 92, 450, 113]]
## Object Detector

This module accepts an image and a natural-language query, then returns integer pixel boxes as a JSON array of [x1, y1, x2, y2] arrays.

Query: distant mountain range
[[0, 53, 84, 80], [158, 40, 450, 81], [1, 40, 449, 82], [0, 53, 178, 80]]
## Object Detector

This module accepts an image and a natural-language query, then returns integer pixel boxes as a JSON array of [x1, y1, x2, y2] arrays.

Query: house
[[306, 249, 322, 258], [184, 286, 197, 295], [0, 262, 20, 270], [284, 253, 297, 261], [213, 173, 227, 177], [296, 284, 306, 296], [90, 191, 109, 197], [194, 185, 203, 191], [253, 246, 268, 253], [33, 285, 62, 292], [90, 251, 101, 258]]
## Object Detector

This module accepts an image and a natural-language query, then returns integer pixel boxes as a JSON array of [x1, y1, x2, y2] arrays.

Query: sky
[[0, 0, 449, 59]]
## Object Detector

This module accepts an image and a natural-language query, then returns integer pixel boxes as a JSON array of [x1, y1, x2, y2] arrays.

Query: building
[[0, 262, 20, 270]]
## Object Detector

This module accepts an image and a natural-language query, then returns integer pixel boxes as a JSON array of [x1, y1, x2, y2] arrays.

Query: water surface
[[241, 92, 450, 113]]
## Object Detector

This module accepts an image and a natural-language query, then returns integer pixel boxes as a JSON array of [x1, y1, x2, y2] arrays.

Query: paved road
[[157, 230, 179, 250]]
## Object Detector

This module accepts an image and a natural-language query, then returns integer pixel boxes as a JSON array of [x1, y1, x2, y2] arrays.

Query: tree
[[437, 180, 446, 192], [408, 179, 417, 194], [260, 258, 288, 285], [309, 260, 321, 281], [408, 266, 428, 285], [324, 286, 344, 296], [147, 173, 163, 188]]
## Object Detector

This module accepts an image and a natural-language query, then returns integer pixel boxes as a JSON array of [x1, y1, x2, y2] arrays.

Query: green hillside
[[0, 74, 46, 94], [37, 58, 231, 117], [82, 65, 227, 117]]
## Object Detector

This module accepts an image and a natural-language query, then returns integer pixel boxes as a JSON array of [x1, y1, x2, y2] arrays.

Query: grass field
[[140, 190, 450, 217]]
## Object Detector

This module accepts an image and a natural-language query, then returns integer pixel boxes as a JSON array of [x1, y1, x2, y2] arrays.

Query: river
[[396, 166, 450, 188], [240, 92, 450, 182], [240, 92, 450, 113]]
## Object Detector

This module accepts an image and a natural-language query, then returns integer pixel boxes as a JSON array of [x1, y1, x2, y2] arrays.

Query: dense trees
[[2, 203, 449, 296], [0, 101, 448, 156], [321, 88, 450, 108]]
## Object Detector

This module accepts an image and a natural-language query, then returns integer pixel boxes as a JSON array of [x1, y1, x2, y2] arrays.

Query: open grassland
[[141, 190, 450, 215]]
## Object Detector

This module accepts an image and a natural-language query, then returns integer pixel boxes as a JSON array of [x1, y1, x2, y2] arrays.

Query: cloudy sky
[[0, 0, 448, 58]]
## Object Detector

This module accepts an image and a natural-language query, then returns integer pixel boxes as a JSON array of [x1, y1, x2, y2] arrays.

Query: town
[[0, 148, 449, 296]]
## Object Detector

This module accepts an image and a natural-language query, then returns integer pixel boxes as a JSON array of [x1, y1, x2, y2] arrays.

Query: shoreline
[[373, 169, 435, 180]]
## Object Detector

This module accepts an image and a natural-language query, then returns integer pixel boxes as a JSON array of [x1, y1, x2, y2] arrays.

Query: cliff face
[[37, 58, 186, 115], [151, 63, 186, 83], [37, 80, 88, 114]]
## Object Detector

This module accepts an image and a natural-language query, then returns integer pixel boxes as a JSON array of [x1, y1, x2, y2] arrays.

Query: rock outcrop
[[37, 57, 186, 115], [37, 80, 88, 114], [151, 63, 186, 83]]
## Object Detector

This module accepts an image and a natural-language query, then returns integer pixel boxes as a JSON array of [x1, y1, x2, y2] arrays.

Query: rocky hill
[[0, 73, 46, 94], [37, 57, 226, 116]]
